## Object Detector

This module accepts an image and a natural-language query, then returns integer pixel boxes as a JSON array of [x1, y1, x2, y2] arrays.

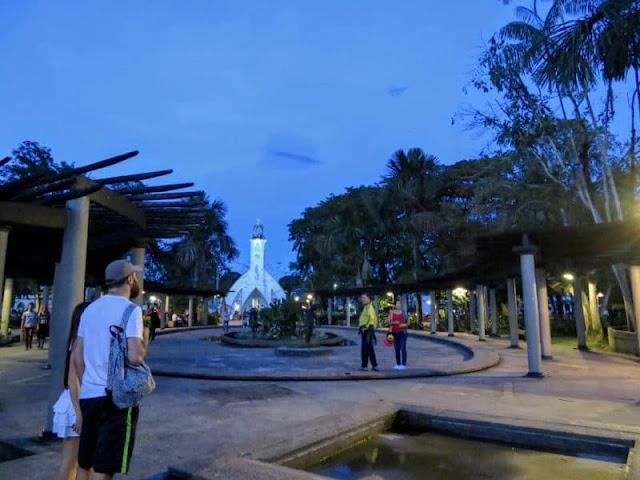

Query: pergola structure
[[318, 221, 640, 378], [0, 150, 215, 434]]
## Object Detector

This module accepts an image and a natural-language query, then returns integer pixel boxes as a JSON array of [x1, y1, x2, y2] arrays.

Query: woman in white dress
[[53, 301, 90, 480]]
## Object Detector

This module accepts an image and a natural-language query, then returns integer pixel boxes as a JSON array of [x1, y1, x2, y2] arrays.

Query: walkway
[[1, 328, 639, 479]]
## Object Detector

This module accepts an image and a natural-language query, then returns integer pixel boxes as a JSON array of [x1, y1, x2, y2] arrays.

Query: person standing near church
[[358, 293, 378, 371], [21, 302, 38, 350], [37, 304, 51, 349]]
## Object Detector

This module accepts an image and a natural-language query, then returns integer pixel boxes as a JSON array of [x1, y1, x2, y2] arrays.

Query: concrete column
[[327, 298, 333, 325], [489, 288, 498, 337], [188, 296, 194, 327], [477, 285, 486, 341], [400, 294, 409, 319], [203, 297, 209, 325], [573, 277, 587, 350], [469, 289, 477, 333], [46, 196, 90, 432], [163, 295, 169, 329], [0, 227, 9, 331], [41, 285, 50, 310], [130, 241, 145, 306], [447, 289, 454, 337], [429, 290, 437, 334], [587, 280, 599, 334], [629, 266, 640, 357], [346, 297, 351, 326], [373, 295, 380, 328], [516, 244, 543, 377], [507, 277, 519, 348], [535, 268, 552, 359], [1, 277, 14, 338]]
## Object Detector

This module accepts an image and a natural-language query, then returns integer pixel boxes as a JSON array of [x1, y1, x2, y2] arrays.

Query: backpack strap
[[119, 303, 137, 330]]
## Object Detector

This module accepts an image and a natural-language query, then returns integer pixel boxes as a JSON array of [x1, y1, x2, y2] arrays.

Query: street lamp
[[563, 273, 575, 281]]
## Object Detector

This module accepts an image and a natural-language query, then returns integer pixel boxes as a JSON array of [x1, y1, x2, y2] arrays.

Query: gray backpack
[[107, 304, 156, 409]]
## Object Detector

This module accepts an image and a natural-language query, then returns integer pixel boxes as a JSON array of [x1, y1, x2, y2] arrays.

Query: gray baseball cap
[[105, 259, 142, 285]]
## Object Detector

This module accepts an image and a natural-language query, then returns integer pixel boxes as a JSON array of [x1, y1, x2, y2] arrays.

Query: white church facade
[[225, 221, 286, 311]]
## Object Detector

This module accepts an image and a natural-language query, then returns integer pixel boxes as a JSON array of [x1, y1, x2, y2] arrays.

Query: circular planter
[[219, 331, 346, 348], [607, 326, 639, 356], [274, 346, 334, 357]]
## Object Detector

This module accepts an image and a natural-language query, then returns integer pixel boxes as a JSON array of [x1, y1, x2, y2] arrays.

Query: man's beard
[[130, 281, 140, 300]]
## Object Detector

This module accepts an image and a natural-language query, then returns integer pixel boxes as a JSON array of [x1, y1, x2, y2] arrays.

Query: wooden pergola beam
[[117, 182, 194, 196], [93, 169, 173, 186]]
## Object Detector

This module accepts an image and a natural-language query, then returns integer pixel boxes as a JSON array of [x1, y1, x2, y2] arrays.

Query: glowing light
[[453, 287, 467, 296], [333, 283, 338, 289], [597, 292, 604, 298], [386, 292, 394, 297], [294, 296, 300, 302], [563, 273, 574, 281], [149, 295, 157, 303], [306, 294, 313, 300]]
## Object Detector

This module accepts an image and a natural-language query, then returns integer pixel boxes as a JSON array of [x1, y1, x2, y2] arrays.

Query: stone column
[[130, 240, 145, 306], [188, 296, 194, 327], [489, 288, 498, 337], [447, 288, 454, 337], [515, 241, 543, 377], [346, 297, 351, 327], [573, 276, 587, 350], [469, 289, 477, 334], [45, 196, 90, 433], [203, 297, 209, 325], [477, 285, 486, 341], [1, 277, 14, 338], [327, 298, 333, 325], [629, 265, 640, 356], [373, 295, 380, 328], [506, 277, 519, 348], [535, 268, 552, 359], [429, 290, 437, 334]]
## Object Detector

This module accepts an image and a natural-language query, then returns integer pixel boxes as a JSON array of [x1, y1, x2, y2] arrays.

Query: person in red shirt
[[388, 300, 408, 370]]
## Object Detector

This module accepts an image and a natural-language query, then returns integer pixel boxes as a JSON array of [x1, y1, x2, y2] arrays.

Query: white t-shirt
[[77, 294, 143, 399]]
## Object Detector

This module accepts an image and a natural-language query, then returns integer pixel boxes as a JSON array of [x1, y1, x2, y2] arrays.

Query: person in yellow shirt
[[358, 293, 378, 371]]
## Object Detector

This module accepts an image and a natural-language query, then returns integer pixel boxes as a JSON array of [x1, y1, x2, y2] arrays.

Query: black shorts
[[78, 394, 139, 475]]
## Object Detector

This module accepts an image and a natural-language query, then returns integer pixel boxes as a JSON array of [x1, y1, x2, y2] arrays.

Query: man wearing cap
[[71, 259, 149, 479]]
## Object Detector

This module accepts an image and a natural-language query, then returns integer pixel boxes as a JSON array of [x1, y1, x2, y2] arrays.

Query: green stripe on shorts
[[121, 407, 133, 473]]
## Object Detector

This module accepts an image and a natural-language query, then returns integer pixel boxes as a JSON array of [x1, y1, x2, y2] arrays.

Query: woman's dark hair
[[63, 301, 91, 389]]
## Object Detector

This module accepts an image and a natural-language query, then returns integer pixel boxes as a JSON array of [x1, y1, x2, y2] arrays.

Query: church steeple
[[250, 220, 266, 282], [252, 219, 265, 239]]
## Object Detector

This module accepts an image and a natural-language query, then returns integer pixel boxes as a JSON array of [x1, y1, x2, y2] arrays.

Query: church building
[[225, 221, 286, 311]]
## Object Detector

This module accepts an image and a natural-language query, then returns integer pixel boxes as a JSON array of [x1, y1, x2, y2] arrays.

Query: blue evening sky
[[1, 1, 526, 278]]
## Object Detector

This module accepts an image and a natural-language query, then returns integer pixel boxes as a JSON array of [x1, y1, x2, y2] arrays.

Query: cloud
[[388, 86, 408, 97]]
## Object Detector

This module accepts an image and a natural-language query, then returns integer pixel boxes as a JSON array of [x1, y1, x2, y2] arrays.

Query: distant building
[[225, 220, 286, 311]]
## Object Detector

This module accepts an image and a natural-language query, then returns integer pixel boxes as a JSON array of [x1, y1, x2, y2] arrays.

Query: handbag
[[107, 304, 156, 409]]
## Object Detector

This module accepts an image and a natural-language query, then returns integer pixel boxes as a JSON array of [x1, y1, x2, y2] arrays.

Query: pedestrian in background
[[21, 302, 37, 350], [388, 300, 408, 369], [37, 304, 51, 349], [358, 293, 378, 371]]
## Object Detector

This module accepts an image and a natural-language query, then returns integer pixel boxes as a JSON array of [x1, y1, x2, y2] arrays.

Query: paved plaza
[[1, 326, 640, 479]]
